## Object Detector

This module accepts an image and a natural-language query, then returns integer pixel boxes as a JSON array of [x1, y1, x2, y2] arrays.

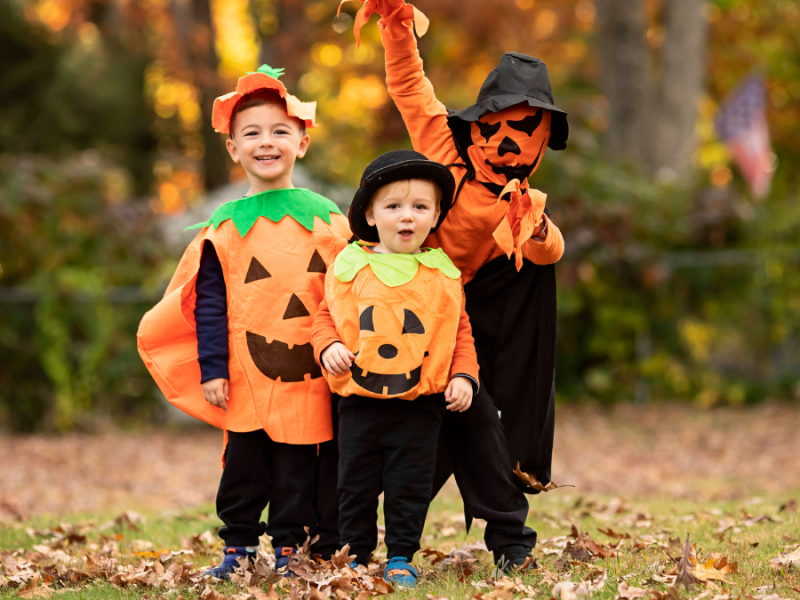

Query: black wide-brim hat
[[349, 150, 456, 243], [447, 52, 568, 151]]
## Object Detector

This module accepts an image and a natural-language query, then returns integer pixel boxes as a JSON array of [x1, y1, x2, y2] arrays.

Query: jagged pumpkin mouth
[[246, 332, 322, 382], [350, 362, 423, 396]]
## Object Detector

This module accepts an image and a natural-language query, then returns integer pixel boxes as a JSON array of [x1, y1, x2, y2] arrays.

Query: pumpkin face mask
[[350, 303, 430, 396], [468, 104, 552, 183]]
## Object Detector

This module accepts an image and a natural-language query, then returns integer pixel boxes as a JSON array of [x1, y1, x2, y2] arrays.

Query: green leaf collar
[[334, 242, 461, 287], [186, 188, 343, 237]]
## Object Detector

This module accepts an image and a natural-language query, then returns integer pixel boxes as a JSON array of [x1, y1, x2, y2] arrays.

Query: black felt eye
[[507, 110, 543, 137], [360, 306, 375, 331], [245, 257, 271, 283], [476, 120, 502, 143], [307, 249, 327, 273], [402, 309, 425, 335]]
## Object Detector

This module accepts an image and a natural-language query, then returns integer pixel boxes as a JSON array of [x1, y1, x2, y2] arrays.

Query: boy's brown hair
[[229, 89, 307, 137]]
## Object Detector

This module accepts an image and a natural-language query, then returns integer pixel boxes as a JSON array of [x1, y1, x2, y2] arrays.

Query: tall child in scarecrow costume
[[312, 150, 479, 587], [338, 0, 568, 569], [138, 65, 351, 578]]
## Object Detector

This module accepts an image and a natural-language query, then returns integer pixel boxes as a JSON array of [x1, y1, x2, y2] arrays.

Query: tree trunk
[[595, 0, 707, 179], [595, 0, 650, 167], [651, 0, 708, 179], [172, 0, 229, 190]]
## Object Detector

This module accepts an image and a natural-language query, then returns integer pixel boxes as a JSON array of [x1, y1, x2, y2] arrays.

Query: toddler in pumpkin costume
[[311, 150, 479, 587], [137, 65, 351, 579]]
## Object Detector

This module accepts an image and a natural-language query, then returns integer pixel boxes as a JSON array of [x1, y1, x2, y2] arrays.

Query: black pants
[[217, 429, 340, 558], [338, 394, 444, 566], [431, 257, 557, 551]]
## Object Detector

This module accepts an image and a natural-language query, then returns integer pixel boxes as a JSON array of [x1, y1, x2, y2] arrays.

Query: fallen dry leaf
[[769, 545, 800, 572], [513, 463, 570, 492], [617, 582, 648, 600]]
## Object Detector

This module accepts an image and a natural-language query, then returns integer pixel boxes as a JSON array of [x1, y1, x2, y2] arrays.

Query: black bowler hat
[[448, 52, 569, 151], [349, 150, 456, 243]]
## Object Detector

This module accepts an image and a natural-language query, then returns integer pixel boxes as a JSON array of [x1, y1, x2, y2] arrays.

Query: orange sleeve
[[311, 291, 342, 366], [522, 215, 565, 265], [448, 294, 480, 384], [381, 28, 460, 166]]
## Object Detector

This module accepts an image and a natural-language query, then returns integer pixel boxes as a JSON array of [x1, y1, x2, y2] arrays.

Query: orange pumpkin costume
[[311, 243, 479, 399], [137, 188, 351, 444]]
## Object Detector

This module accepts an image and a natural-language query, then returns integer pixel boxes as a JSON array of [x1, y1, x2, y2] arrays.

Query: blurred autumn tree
[[1, 0, 799, 430]]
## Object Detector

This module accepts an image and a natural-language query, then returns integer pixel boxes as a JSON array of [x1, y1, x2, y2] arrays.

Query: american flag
[[715, 75, 774, 200]]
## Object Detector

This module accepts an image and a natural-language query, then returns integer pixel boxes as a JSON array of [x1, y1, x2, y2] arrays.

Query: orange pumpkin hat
[[211, 65, 318, 134]]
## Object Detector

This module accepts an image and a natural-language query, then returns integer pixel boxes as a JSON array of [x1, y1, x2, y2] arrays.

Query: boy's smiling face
[[226, 102, 310, 194], [366, 179, 441, 255]]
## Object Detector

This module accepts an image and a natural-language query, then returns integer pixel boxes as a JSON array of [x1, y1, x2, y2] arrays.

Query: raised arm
[[341, 0, 458, 164], [380, 27, 459, 165]]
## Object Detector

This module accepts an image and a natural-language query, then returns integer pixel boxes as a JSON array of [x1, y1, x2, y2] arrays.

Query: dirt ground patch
[[1, 403, 797, 519]]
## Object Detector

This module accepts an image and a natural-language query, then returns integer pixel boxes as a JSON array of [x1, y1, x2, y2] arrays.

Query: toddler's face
[[226, 103, 309, 191], [366, 179, 441, 254]]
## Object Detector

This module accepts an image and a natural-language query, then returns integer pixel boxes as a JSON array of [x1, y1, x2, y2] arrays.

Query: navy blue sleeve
[[195, 242, 229, 383]]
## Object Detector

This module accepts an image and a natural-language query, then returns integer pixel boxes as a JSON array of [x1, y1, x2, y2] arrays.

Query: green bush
[[0, 153, 168, 431]]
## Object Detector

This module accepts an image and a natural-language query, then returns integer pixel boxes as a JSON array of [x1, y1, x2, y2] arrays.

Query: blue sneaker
[[203, 546, 256, 580], [383, 556, 418, 587], [274, 546, 298, 571]]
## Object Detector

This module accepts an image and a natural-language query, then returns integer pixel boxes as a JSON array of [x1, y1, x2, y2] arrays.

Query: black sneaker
[[493, 544, 533, 574]]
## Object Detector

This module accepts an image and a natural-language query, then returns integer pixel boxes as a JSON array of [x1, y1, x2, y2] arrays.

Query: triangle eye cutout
[[307, 250, 327, 273], [402, 309, 425, 335], [245, 257, 271, 283], [283, 294, 311, 319]]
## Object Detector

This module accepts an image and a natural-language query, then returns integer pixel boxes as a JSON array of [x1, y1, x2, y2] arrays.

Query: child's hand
[[321, 342, 355, 376], [445, 377, 473, 412], [202, 378, 229, 411]]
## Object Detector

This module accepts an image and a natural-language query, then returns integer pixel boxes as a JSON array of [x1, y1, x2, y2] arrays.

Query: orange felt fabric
[[212, 72, 317, 134], [381, 27, 564, 283], [137, 212, 351, 444], [311, 264, 478, 400]]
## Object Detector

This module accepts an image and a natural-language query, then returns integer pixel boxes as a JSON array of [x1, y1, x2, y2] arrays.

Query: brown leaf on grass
[[198, 585, 226, 600], [551, 568, 607, 600], [598, 528, 631, 540], [420, 548, 447, 566], [677, 535, 734, 585], [113, 511, 145, 531], [617, 582, 648, 599], [371, 576, 394, 595], [513, 463, 569, 492], [677, 535, 702, 587], [329, 545, 357, 570], [778, 500, 797, 513], [16, 572, 52, 598], [769, 545, 800, 571], [439, 543, 489, 570]]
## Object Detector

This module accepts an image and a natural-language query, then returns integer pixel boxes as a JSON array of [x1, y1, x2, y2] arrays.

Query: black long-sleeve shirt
[[194, 243, 229, 382]]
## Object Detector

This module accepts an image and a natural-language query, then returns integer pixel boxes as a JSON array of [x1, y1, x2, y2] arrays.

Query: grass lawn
[[1, 489, 798, 599]]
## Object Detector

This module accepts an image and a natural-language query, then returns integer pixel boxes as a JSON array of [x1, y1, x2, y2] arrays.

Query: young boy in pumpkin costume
[[311, 150, 479, 587], [138, 65, 352, 579], [338, 0, 568, 570]]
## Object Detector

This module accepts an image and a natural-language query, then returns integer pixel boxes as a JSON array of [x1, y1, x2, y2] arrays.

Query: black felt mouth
[[246, 331, 322, 382], [484, 138, 546, 183], [351, 363, 422, 396]]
